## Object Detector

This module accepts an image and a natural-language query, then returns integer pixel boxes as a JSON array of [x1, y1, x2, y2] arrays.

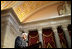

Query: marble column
[[52, 26, 62, 48], [38, 28, 43, 47], [62, 25, 71, 48]]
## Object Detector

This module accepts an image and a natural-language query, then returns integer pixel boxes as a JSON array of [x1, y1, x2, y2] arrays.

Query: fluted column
[[38, 28, 43, 47], [62, 25, 71, 48], [52, 26, 62, 48]]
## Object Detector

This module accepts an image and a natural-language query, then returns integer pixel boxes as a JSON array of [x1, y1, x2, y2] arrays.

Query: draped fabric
[[28, 30, 39, 46], [57, 26, 68, 48], [67, 24, 71, 38], [42, 28, 56, 48]]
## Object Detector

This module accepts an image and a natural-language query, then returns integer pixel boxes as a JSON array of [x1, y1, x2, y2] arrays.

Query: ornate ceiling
[[1, 1, 60, 22]]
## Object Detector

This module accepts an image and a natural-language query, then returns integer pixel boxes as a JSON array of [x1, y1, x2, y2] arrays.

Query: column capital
[[38, 28, 42, 34], [52, 25, 58, 29], [52, 26, 58, 32], [62, 24, 68, 28], [62, 25, 68, 30], [37, 28, 42, 33]]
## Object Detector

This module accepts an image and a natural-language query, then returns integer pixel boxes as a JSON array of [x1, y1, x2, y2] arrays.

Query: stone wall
[[1, 8, 21, 48]]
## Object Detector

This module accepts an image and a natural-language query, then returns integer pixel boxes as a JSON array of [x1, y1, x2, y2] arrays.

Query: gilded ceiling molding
[[1, 1, 12, 10], [14, 1, 58, 22], [1, 1, 61, 22], [1, 1, 21, 10], [5, 1, 16, 8], [22, 1, 60, 22], [13, 1, 24, 8]]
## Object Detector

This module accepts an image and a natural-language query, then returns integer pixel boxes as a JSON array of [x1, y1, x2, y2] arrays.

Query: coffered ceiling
[[1, 1, 60, 22]]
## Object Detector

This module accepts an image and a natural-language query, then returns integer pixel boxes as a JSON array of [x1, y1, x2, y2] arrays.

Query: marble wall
[[1, 8, 21, 48]]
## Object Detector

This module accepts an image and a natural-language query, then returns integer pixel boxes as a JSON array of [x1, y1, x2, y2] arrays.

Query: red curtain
[[28, 30, 39, 46], [57, 26, 68, 48], [42, 28, 56, 48]]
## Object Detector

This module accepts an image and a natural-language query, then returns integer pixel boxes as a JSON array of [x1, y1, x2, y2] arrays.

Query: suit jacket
[[15, 36, 28, 48]]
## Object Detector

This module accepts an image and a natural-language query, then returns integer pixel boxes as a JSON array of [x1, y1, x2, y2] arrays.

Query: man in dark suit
[[15, 31, 28, 48]]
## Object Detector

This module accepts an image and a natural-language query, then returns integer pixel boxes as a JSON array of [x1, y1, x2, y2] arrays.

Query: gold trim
[[43, 32, 55, 44], [43, 32, 52, 37], [43, 32, 56, 48], [29, 34, 38, 38], [47, 43, 52, 48]]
